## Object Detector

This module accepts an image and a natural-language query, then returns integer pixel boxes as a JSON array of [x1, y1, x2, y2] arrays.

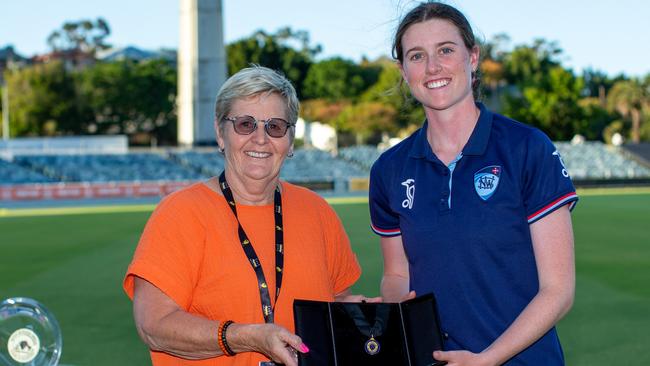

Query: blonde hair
[[214, 65, 299, 139]]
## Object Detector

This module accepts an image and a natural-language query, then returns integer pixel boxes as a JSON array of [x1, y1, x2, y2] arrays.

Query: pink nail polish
[[300, 344, 310, 353]]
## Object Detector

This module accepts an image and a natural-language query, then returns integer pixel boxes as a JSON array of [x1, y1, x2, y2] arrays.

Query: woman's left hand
[[334, 289, 382, 303], [433, 350, 495, 366]]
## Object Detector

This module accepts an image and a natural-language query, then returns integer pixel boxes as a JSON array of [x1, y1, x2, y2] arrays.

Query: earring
[[218, 146, 224, 153], [287, 151, 294, 158]]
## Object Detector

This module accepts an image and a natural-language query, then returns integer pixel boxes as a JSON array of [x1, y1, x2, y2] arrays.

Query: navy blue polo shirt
[[369, 103, 578, 365]]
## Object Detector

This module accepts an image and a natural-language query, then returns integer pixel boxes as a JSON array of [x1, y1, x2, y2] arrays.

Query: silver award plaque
[[0, 298, 62, 366]]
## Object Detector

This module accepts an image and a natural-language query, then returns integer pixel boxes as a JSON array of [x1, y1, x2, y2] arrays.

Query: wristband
[[217, 320, 236, 356]]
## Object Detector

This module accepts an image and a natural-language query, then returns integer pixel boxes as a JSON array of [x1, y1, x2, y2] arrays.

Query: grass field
[[1, 191, 649, 365]]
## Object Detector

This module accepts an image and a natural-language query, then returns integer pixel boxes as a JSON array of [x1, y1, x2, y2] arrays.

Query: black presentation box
[[293, 293, 446, 366]]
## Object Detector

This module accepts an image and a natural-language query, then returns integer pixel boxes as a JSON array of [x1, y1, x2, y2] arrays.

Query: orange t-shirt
[[123, 182, 361, 365]]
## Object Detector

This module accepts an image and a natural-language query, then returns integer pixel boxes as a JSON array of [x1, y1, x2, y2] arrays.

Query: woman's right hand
[[400, 290, 417, 302], [228, 323, 309, 366], [133, 278, 308, 363]]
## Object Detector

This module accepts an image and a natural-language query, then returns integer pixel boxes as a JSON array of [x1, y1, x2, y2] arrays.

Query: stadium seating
[[555, 142, 650, 179], [621, 143, 650, 167], [338, 145, 383, 170], [282, 148, 367, 182], [338, 142, 650, 181], [11, 153, 204, 183], [0, 158, 54, 184], [171, 150, 225, 176], [172, 148, 367, 183], [2, 142, 649, 191]]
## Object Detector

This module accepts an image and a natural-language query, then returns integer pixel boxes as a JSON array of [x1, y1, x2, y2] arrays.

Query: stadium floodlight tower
[[177, 0, 227, 146]]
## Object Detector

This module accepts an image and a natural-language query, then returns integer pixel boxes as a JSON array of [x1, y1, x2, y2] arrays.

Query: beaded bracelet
[[218, 320, 236, 356], [217, 321, 227, 355]]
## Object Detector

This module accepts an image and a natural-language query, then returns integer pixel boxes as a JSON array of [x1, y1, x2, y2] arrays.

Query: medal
[[364, 335, 381, 355], [343, 303, 390, 356]]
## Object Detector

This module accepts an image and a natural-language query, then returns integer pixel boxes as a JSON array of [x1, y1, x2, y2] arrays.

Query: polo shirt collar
[[409, 102, 493, 160], [408, 120, 435, 160], [463, 102, 493, 156]]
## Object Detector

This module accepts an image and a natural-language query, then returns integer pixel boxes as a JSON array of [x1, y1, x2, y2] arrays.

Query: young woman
[[369, 3, 578, 365]]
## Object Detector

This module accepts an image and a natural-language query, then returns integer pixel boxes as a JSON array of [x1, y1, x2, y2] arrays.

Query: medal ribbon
[[219, 172, 284, 324], [343, 304, 390, 355], [343, 304, 390, 338]]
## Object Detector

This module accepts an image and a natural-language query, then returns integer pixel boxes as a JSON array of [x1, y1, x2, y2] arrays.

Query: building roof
[[96, 46, 175, 62]]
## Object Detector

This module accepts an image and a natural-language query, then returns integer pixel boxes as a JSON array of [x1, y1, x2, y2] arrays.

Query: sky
[[1, 0, 649, 77]]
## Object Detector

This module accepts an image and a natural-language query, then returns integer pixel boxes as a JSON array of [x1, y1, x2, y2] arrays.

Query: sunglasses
[[223, 115, 294, 138]]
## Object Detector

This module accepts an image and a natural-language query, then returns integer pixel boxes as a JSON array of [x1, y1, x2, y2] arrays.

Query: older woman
[[124, 66, 368, 366]]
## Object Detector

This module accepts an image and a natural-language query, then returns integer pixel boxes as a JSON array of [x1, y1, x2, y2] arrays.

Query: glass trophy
[[0, 298, 62, 366]]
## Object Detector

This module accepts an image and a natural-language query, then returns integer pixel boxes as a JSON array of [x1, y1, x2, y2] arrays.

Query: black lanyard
[[218, 172, 284, 324]]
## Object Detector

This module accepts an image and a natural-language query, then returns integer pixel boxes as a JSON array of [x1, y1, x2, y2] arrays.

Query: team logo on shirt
[[552, 150, 570, 178], [474, 165, 501, 201], [401, 178, 415, 209]]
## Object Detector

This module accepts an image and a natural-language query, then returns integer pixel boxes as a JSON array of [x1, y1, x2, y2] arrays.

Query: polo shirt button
[[444, 332, 449, 339]]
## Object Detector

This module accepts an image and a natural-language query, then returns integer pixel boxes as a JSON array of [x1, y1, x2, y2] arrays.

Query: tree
[[503, 65, 585, 140], [502, 39, 563, 87], [4, 61, 89, 136], [497, 39, 592, 140], [478, 33, 510, 100], [301, 98, 351, 124], [77, 58, 177, 144], [226, 27, 320, 98], [46, 18, 111, 54], [334, 101, 398, 144], [302, 57, 377, 100], [577, 97, 613, 140], [361, 59, 424, 131], [607, 78, 648, 143], [581, 68, 615, 102]]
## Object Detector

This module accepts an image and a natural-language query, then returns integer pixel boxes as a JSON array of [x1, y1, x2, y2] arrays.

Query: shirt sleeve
[[321, 202, 361, 294], [369, 157, 401, 236], [123, 192, 206, 309], [522, 129, 579, 224]]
